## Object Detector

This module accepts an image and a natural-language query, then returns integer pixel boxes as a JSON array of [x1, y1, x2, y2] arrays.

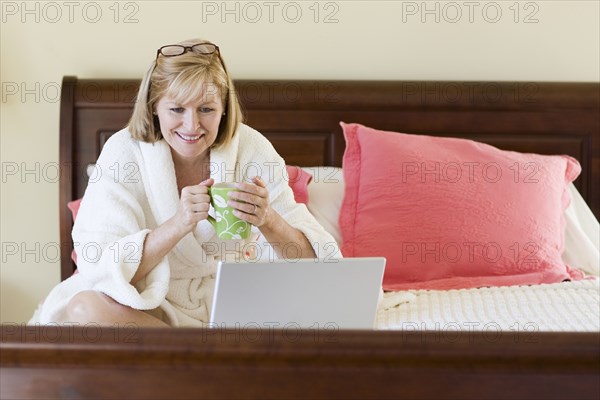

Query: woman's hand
[[227, 175, 317, 260], [133, 178, 214, 285], [227, 176, 273, 228], [174, 178, 214, 234]]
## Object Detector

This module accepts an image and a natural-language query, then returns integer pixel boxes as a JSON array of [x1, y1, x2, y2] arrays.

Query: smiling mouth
[[176, 132, 203, 142]]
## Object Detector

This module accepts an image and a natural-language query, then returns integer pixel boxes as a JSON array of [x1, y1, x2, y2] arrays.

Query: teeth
[[178, 132, 201, 141]]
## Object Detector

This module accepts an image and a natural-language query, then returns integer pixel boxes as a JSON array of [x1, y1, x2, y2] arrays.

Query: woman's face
[[155, 86, 224, 164]]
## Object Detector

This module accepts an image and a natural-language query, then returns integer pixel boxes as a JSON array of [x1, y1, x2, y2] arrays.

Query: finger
[[227, 190, 261, 205], [185, 178, 214, 195], [190, 203, 210, 213], [187, 185, 213, 196], [234, 181, 263, 196], [183, 193, 211, 206], [199, 178, 214, 187], [232, 208, 259, 224], [231, 183, 268, 201], [227, 199, 257, 215], [252, 176, 266, 188]]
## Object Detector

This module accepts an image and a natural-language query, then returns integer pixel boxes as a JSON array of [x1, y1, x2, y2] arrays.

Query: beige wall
[[1, 0, 598, 323]]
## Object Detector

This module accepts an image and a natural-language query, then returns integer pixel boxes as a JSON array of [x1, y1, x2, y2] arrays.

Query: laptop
[[209, 257, 386, 330]]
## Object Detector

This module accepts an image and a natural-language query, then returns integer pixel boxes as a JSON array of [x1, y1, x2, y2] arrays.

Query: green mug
[[207, 183, 252, 240]]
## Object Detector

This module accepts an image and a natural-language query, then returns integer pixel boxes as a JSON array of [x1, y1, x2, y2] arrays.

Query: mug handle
[[206, 186, 216, 228], [207, 214, 216, 227]]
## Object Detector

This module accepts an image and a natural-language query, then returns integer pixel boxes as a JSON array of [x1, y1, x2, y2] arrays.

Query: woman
[[32, 39, 340, 327]]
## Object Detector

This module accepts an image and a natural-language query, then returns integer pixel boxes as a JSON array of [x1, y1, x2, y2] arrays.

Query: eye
[[169, 107, 184, 113], [199, 107, 215, 113]]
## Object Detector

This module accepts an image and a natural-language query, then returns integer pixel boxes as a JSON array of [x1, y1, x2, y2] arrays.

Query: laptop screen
[[209, 257, 386, 330]]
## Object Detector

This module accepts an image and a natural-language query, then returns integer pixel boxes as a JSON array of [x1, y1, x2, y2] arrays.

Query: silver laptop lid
[[209, 257, 386, 330]]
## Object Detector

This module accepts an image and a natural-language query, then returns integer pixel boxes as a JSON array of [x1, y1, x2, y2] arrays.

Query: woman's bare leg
[[62, 290, 169, 327]]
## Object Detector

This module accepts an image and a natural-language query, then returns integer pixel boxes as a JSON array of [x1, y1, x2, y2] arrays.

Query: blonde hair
[[128, 39, 243, 147]]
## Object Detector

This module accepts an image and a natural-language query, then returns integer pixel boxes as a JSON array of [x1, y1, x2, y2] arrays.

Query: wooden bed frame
[[1, 77, 599, 399]]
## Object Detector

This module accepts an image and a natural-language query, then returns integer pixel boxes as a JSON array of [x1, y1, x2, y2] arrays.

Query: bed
[[1, 77, 599, 399]]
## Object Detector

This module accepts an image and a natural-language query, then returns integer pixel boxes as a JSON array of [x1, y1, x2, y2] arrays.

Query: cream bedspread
[[377, 277, 600, 332]]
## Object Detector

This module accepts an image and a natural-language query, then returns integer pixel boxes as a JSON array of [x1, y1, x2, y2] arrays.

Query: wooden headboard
[[59, 77, 600, 280]]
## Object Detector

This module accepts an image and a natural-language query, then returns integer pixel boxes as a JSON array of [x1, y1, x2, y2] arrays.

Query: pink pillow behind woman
[[339, 122, 585, 290]]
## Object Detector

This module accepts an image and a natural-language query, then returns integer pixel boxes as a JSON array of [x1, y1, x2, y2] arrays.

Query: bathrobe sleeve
[[71, 131, 170, 308], [73, 131, 169, 310], [36, 131, 170, 323]]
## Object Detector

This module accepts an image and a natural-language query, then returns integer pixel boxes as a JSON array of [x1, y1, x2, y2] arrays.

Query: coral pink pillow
[[67, 199, 82, 265], [285, 165, 312, 205], [339, 122, 585, 290], [67, 198, 82, 221]]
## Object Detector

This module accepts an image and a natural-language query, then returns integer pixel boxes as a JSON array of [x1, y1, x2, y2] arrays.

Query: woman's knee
[[64, 290, 168, 327], [66, 290, 120, 323]]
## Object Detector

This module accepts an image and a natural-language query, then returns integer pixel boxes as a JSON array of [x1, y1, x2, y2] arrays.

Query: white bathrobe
[[33, 124, 341, 326]]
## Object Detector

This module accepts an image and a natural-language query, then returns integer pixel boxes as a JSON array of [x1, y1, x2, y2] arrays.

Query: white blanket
[[377, 277, 600, 331], [562, 184, 600, 276], [33, 124, 340, 326]]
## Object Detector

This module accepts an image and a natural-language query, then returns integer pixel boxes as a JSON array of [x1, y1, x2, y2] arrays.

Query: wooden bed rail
[[1, 325, 599, 399]]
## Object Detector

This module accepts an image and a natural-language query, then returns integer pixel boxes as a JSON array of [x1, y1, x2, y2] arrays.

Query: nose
[[183, 110, 200, 132]]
